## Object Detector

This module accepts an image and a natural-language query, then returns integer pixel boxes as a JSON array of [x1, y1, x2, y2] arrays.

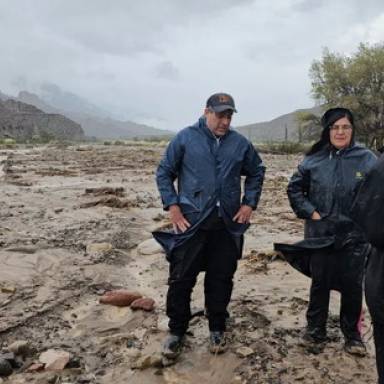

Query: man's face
[[204, 108, 233, 136]]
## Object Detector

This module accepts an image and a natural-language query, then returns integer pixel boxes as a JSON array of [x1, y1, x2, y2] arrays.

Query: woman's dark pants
[[306, 243, 366, 341]]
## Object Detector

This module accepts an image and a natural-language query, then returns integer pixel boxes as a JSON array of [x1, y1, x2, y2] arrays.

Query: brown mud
[[0, 144, 377, 383]]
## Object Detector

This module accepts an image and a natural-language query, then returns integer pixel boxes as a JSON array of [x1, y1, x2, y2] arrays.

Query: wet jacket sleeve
[[156, 134, 184, 210], [241, 143, 266, 209], [287, 162, 316, 219]]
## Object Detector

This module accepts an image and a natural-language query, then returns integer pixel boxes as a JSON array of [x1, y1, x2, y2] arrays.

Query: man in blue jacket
[[154, 93, 265, 358]]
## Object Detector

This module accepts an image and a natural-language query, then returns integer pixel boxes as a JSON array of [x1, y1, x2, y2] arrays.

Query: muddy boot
[[301, 327, 327, 345], [162, 334, 184, 359], [209, 331, 227, 354], [344, 338, 366, 357]]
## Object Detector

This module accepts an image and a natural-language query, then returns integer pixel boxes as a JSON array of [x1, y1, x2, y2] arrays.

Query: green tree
[[310, 43, 384, 148], [295, 111, 322, 143]]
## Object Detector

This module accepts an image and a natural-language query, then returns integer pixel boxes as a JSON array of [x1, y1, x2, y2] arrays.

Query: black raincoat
[[351, 153, 384, 248], [352, 154, 384, 383], [275, 144, 377, 284], [275, 143, 376, 340]]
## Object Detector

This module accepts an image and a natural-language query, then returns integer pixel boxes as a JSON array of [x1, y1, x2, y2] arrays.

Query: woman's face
[[329, 116, 353, 149]]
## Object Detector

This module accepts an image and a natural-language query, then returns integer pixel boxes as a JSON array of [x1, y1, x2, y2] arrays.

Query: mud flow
[[0, 145, 376, 383]]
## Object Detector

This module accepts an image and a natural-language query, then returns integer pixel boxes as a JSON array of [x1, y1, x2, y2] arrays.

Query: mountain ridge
[[0, 98, 84, 141], [18, 89, 174, 139], [235, 106, 323, 142]]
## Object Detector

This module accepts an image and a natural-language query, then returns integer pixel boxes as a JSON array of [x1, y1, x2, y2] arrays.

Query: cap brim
[[211, 105, 237, 113]]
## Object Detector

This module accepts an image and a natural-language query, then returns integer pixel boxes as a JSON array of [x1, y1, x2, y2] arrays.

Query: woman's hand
[[311, 211, 321, 220], [233, 205, 253, 224]]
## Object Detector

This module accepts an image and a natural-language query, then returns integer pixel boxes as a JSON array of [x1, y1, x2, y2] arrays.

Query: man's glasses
[[330, 124, 352, 132]]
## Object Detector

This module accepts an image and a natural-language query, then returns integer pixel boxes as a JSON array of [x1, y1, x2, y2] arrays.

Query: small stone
[[0, 359, 12, 377], [26, 362, 45, 372], [1, 286, 16, 294], [39, 349, 70, 371], [157, 316, 169, 332], [131, 353, 162, 370], [125, 348, 141, 358], [66, 356, 81, 369], [99, 290, 142, 307], [231, 376, 244, 384], [235, 346, 254, 358], [132, 328, 147, 340], [0, 352, 14, 361], [137, 239, 164, 255], [8, 340, 31, 357], [86, 243, 113, 255], [130, 298, 155, 311], [47, 374, 60, 384]]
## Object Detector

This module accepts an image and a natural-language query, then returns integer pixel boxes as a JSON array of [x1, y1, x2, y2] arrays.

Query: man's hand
[[233, 205, 253, 224], [311, 211, 321, 220], [169, 205, 191, 233]]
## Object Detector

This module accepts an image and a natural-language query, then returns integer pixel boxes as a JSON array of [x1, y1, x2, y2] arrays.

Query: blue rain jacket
[[153, 116, 265, 257]]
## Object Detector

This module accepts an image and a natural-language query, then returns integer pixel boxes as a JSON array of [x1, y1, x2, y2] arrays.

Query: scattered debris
[[84, 187, 125, 196], [80, 196, 133, 209]]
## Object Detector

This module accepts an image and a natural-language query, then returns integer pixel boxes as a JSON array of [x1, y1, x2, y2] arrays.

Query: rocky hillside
[[235, 106, 323, 142], [18, 90, 174, 139], [0, 98, 84, 141]]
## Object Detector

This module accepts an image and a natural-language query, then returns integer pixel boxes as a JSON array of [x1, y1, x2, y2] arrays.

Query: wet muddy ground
[[0, 144, 377, 383]]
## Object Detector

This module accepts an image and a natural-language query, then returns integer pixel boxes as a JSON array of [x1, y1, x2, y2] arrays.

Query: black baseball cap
[[206, 93, 237, 113]]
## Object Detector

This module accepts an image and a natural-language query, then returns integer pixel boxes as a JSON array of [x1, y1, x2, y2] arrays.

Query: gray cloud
[[0, 0, 384, 130], [154, 61, 180, 81]]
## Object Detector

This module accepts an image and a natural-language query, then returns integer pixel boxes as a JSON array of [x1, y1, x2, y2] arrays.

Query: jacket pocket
[[178, 190, 202, 213]]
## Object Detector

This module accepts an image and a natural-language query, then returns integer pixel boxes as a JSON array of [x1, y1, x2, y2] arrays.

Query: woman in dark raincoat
[[285, 107, 376, 354], [352, 154, 384, 383]]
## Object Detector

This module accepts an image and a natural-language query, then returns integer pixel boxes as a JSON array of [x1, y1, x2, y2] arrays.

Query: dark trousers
[[166, 212, 238, 336], [366, 248, 384, 384], [307, 244, 365, 340]]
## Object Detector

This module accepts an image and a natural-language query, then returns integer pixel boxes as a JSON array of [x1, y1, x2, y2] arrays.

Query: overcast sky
[[1, 0, 384, 130]]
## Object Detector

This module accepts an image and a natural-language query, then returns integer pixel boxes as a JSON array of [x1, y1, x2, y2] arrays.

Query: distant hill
[[18, 91, 60, 114], [0, 90, 11, 101], [235, 106, 323, 142], [18, 88, 174, 139], [0, 98, 84, 141]]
